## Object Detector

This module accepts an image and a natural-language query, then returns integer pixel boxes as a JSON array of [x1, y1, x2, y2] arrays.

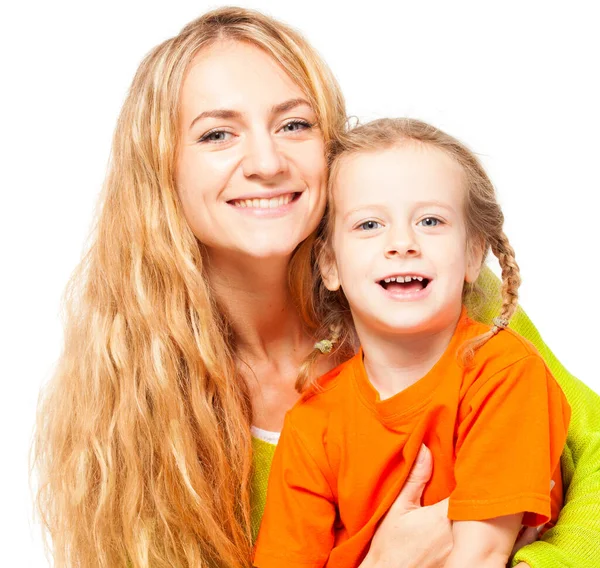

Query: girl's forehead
[[332, 144, 466, 206]]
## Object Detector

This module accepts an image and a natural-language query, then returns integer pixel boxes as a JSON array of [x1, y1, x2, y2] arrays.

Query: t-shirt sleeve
[[253, 414, 336, 568], [449, 354, 571, 526]]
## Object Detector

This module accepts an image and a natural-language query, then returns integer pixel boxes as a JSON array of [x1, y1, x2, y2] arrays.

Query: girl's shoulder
[[459, 315, 554, 400], [285, 353, 360, 432], [300, 353, 358, 399], [464, 313, 544, 363]]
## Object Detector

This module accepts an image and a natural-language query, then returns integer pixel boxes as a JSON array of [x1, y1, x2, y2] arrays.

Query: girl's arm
[[473, 267, 600, 567], [445, 515, 523, 568]]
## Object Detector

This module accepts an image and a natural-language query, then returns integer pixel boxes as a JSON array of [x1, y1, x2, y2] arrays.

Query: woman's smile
[[227, 189, 304, 217], [176, 40, 327, 260]]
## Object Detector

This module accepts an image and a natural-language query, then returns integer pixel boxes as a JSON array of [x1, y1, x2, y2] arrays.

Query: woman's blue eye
[[199, 130, 232, 143], [282, 120, 311, 133], [358, 220, 382, 231], [419, 217, 441, 227]]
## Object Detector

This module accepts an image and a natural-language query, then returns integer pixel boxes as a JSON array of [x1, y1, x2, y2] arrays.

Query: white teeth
[[231, 193, 294, 209], [381, 275, 426, 283]]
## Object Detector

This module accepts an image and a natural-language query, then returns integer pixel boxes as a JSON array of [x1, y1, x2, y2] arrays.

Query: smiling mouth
[[378, 275, 431, 292], [228, 192, 301, 209]]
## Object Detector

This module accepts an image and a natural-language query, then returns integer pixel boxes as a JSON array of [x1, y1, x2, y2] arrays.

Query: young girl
[[254, 118, 571, 568]]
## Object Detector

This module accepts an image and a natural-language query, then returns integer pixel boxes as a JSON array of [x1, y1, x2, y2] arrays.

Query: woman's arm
[[473, 267, 600, 567], [360, 446, 453, 568]]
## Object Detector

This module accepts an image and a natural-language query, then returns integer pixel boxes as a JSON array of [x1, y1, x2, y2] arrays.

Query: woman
[[34, 7, 600, 568]]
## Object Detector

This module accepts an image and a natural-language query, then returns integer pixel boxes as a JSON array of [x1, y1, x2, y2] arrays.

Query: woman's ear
[[465, 237, 485, 284], [318, 246, 341, 291]]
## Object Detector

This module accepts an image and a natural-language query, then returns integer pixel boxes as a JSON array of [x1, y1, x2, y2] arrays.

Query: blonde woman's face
[[176, 41, 327, 261]]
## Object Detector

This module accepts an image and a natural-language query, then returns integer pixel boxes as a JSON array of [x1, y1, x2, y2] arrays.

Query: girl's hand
[[359, 445, 453, 568]]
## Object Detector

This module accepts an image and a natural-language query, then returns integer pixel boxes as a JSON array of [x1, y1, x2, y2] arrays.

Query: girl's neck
[[357, 311, 461, 400], [206, 250, 309, 362]]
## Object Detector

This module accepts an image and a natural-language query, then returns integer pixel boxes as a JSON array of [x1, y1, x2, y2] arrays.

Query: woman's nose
[[242, 131, 288, 179]]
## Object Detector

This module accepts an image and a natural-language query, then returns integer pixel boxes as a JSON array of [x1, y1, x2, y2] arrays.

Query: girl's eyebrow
[[188, 98, 312, 131], [410, 200, 457, 214], [341, 200, 457, 222], [342, 205, 386, 222]]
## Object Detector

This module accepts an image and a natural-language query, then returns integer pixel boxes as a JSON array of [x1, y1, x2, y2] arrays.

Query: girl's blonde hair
[[297, 118, 521, 392], [33, 7, 345, 568]]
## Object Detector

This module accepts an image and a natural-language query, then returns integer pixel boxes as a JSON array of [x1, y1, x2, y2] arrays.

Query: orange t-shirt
[[253, 310, 571, 568]]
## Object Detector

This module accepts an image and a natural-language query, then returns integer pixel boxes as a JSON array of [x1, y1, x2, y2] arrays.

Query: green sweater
[[250, 267, 600, 567]]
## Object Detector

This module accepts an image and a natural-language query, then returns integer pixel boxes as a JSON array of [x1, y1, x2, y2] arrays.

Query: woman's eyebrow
[[189, 109, 241, 131], [270, 97, 312, 114], [188, 98, 311, 131]]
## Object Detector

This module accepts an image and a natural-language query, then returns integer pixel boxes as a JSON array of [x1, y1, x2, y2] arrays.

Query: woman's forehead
[[180, 41, 309, 118]]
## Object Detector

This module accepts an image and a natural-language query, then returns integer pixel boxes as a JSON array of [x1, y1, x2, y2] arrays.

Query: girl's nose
[[384, 229, 421, 259]]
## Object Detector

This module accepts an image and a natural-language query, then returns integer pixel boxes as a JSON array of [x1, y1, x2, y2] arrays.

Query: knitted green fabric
[[250, 436, 277, 543], [250, 266, 600, 565]]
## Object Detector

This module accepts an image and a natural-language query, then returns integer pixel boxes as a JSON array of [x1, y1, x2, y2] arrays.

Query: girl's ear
[[318, 246, 341, 291], [465, 237, 485, 284]]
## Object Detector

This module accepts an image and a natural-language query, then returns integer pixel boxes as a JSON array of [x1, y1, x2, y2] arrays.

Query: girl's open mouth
[[378, 275, 431, 294]]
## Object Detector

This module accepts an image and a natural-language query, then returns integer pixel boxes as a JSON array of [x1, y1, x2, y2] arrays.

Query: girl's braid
[[490, 230, 521, 329]]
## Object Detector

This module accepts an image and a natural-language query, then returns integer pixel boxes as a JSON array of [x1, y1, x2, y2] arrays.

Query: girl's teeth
[[382, 275, 425, 283]]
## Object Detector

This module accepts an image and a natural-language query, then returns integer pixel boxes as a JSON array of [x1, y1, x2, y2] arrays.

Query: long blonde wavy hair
[[33, 7, 345, 568], [297, 118, 522, 391]]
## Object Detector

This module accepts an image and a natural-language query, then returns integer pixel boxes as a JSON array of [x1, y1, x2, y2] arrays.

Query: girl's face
[[176, 40, 327, 261], [322, 144, 482, 338]]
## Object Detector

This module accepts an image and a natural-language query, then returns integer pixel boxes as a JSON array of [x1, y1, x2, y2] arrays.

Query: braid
[[491, 231, 521, 324], [296, 317, 346, 393], [460, 231, 521, 363]]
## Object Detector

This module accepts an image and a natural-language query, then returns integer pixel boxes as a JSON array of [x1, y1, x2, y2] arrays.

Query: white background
[[1, 1, 598, 565]]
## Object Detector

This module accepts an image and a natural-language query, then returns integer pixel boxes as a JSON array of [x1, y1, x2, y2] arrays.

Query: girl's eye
[[199, 130, 233, 143], [358, 220, 382, 231], [281, 119, 312, 133], [419, 217, 442, 227]]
